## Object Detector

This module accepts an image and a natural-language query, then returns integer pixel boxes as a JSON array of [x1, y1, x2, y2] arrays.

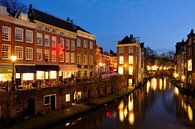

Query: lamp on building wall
[[11, 55, 17, 91]]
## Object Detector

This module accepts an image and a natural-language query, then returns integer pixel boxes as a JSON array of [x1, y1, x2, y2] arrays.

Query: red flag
[[56, 43, 63, 55]]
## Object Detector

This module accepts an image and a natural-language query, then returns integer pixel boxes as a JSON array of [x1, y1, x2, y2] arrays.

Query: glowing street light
[[11, 55, 17, 91]]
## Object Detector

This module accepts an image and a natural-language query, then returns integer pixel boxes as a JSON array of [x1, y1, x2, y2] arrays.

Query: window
[[77, 38, 81, 47], [37, 33, 42, 45], [118, 47, 124, 54], [129, 66, 133, 75], [83, 40, 87, 48], [83, 54, 88, 64], [51, 50, 56, 62], [188, 59, 192, 71], [77, 54, 81, 64], [129, 47, 133, 54], [44, 96, 50, 105], [36, 71, 44, 80], [118, 67, 124, 75], [66, 52, 70, 63], [77, 91, 82, 99], [66, 39, 70, 50], [119, 56, 124, 64], [36, 48, 42, 61], [14, 27, 23, 42], [89, 41, 93, 49], [15, 46, 23, 60], [25, 47, 33, 60], [71, 40, 75, 51], [60, 52, 64, 62], [44, 49, 50, 62], [52, 36, 56, 48], [2, 44, 11, 59], [23, 73, 34, 81], [90, 55, 93, 65], [25, 30, 33, 43], [45, 35, 50, 47], [50, 71, 57, 79], [71, 52, 75, 63], [129, 56, 133, 64], [2, 26, 11, 41], [60, 38, 64, 49], [65, 94, 70, 102]]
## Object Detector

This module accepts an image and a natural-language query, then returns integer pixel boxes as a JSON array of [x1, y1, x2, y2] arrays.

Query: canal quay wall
[[0, 75, 127, 127]]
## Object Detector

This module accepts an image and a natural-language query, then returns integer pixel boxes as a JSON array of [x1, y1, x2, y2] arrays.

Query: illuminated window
[[16, 73, 20, 79], [83, 54, 88, 64], [129, 66, 133, 75], [15, 46, 23, 60], [60, 52, 64, 62], [36, 48, 42, 61], [2, 44, 11, 59], [129, 56, 133, 64], [0, 73, 11, 81], [51, 36, 56, 48], [44, 49, 50, 62], [90, 55, 93, 65], [15, 27, 23, 42], [188, 59, 192, 71], [2, 26, 11, 41], [66, 39, 70, 50], [119, 56, 124, 64], [128, 79, 133, 86], [118, 67, 124, 75], [36, 71, 44, 80], [77, 91, 82, 99], [71, 52, 75, 63], [77, 54, 81, 64], [65, 94, 70, 102], [25, 30, 33, 43], [45, 35, 50, 47], [25, 47, 33, 60], [51, 50, 56, 62], [50, 71, 56, 79], [37, 33, 42, 45], [66, 52, 70, 63], [45, 72, 49, 79], [60, 38, 64, 49], [23, 73, 34, 80]]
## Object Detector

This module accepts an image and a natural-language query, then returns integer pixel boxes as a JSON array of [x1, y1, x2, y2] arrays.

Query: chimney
[[130, 34, 133, 38], [191, 29, 194, 34], [66, 17, 70, 21]]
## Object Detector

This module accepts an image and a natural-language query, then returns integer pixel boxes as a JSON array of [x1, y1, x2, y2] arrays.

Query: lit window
[[77, 91, 82, 99], [89, 41, 93, 49], [44, 49, 50, 62], [25, 30, 33, 43], [83, 54, 88, 64], [66, 39, 70, 50], [52, 36, 56, 48], [45, 35, 50, 47], [2, 26, 11, 41], [51, 50, 56, 62], [0, 73, 12, 81], [71, 52, 75, 63], [50, 71, 56, 79], [188, 59, 192, 71], [36, 71, 44, 80], [65, 94, 70, 102], [60, 52, 64, 62], [16, 73, 20, 79], [77, 38, 81, 47], [129, 66, 133, 75], [119, 56, 124, 64], [118, 67, 124, 75], [15, 46, 23, 60], [25, 47, 33, 60], [37, 33, 42, 45], [90, 55, 93, 65], [129, 56, 133, 64], [128, 79, 133, 86], [66, 52, 70, 63], [36, 48, 42, 61], [15, 27, 23, 42], [45, 72, 49, 79], [23, 73, 34, 80], [60, 38, 64, 49], [71, 40, 75, 51], [2, 44, 11, 59]]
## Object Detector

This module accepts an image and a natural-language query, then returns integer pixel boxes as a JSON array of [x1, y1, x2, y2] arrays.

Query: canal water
[[50, 77, 195, 129]]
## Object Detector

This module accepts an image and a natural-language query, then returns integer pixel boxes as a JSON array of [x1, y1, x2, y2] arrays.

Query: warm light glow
[[124, 64, 127, 68], [151, 78, 157, 90], [118, 101, 124, 110], [146, 81, 150, 93], [36, 71, 44, 80], [174, 87, 179, 95], [119, 110, 124, 122], [123, 107, 128, 118], [128, 79, 132, 86], [174, 72, 179, 78], [188, 59, 192, 71], [50, 71, 57, 79], [23, 73, 34, 80], [128, 66, 133, 75], [129, 56, 133, 64], [128, 112, 135, 125], [128, 96, 134, 111], [0, 73, 11, 81], [119, 56, 124, 64], [159, 79, 162, 90], [99, 62, 103, 67], [163, 78, 167, 90], [118, 67, 124, 75], [187, 105, 193, 121], [181, 75, 185, 81], [11, 55, 17, 62]]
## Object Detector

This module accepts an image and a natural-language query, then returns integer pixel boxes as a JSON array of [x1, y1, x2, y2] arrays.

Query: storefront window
[[50, 71, 57, 79], [16, 73, 20, 79], [65, 94, 70, 102], [23, 73, 34, 81], [0, 73, 11, 81], [45, 72, 49, 79], [77, 91, 82, 99], [36, 71, 44, 80]]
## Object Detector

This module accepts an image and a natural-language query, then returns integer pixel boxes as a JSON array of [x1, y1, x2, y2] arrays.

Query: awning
[[36, 65, 60, 71], [0, 65, 12, 73], [15, 65, 36, 73], [59, 65, 78, 71]]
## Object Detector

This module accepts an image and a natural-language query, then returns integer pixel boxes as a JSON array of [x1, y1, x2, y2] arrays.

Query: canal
[[50, 77, 195, 129]]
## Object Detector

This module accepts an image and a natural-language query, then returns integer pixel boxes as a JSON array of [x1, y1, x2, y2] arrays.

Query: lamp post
[[11, 55, 17, 91]]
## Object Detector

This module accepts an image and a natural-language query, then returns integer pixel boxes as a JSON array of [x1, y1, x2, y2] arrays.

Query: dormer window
[[0, 6, 8, 15], [19, 13, 28, 21]]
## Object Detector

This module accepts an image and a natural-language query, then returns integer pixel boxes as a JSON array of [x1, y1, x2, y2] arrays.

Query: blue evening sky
[[21, 0, 195, 53]]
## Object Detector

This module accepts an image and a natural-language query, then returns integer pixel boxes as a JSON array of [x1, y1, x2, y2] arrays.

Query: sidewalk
[[8, 87, 134, 129]]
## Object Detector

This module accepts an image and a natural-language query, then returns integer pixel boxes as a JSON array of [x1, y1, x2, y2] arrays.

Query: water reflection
[[50, 77, 195, 129]]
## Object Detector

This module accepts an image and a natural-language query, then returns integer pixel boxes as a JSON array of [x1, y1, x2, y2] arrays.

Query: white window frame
[[89, 41, 93, 49], [15, 46, 23, 60], [52, 36, 56, 48], [25, 47, 33, 60], [44, 34, 50, 47], [36, 48, 42, 61], [44, 49, 50, 62], [77, 38, 81, 47], [14, 27, 23, 42], [83, 40, 87, 48], [37, 33, 42, 45], [2, 26, 11, 41], [25, 30, 33, 43], [71, 52, 75, 63], [71, 40, 75, 51], [65, 94, 71, 102], [1, 44, 11, 59], [119, 56, 124, 64]]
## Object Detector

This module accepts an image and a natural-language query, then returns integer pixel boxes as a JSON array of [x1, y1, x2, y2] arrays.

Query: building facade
[[117, 35, 144, 86]]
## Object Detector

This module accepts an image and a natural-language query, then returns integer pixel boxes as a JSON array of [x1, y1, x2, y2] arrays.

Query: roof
[[118, 35, 139, 44], [76, 25, 91, 34]]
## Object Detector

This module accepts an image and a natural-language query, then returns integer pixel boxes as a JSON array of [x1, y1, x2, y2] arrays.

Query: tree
[[0, 0, 27, 16]]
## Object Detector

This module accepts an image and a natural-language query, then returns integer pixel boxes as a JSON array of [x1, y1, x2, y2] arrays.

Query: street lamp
[[11, 55, 17, 91]]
